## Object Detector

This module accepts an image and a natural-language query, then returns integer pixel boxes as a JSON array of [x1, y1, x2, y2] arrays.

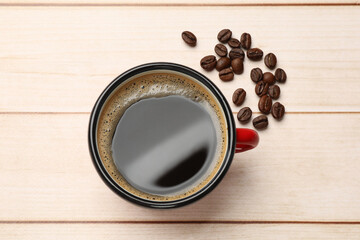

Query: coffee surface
[[96, 71, 227, 201], [111, 96, 217, 196]]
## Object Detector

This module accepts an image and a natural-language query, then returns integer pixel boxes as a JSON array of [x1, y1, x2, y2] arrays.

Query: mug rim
[[88, 62, 236, 208]]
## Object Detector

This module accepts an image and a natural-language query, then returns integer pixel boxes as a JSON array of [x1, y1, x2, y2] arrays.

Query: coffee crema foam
[[96, 70, 228, 201]]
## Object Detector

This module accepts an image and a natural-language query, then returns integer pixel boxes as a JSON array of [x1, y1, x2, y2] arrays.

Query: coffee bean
[[200, 55, 217, 71], [275, 68, 287, 83], [263, 72, 275, 85], [240, 33, 251, 50], [247, 48, 263, 61], [250, 68, 263, 83], [217, 29, 232, 43], [181, 31, 197, 47], [237, 107, 252, 124], [228, 38, 241, 48], [271, 102, 285, 120], [219, 68, 234, 81], [229, 48, 245, 60], [258, 95, 272, 114], [253, 115, 268, 130], [264, 53, 277, 69], [231, 58, 244, 74], [232, 88, 246, 106], [255, 81, 269, 97], [214, 44, 228, 57], [216, 57, 231, 71], [268, 85, 281, 99]]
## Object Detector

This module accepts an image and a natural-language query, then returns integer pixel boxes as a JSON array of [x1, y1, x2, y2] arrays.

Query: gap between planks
[[1, 220, 360, 224], [0, 112, 359, 115], [0, 3, 358, 7]]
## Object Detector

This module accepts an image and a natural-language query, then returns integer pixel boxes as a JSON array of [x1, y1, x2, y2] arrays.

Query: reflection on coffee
[[96, 71, 227, 201], [111, 96, 217, 196]]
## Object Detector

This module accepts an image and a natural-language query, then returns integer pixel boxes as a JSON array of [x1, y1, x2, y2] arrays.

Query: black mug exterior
[[88, 62, 236, 208]]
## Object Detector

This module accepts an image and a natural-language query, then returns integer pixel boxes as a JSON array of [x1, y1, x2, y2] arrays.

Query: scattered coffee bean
[[271, 102, 285, 120], [268, 85, 281, 99], [231, 58, 244, 74], [250, 68, 263, 83], [181, 31, 197, 47], [219, 68, 234, 81], [255, 81, 269, 97], [232, 88, 246, 106], [229, 48, 245, 60], [258, 95, 272, 114], [253, 115, 268, 130], [217, 29, 232, 43], [228, 38, 241, 48], [247, 48, 263, 61], [214, 44, 228, 57], [264, 53, 277, 69], [240, 33, 251, 50], [184, 30, 288, 131], [275, 68, 287, 83], [200, 55, 217, 71], [237, 107, 252, 124], [263, 72, 275, 85], [216, 57, 231, 71]]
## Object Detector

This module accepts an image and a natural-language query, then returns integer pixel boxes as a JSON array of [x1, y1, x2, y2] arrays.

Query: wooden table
[[0, 0, 360, 239]]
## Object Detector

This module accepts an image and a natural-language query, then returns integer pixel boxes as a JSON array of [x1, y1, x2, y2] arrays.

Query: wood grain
[[0, 1, 358, 5], [0, 7, 359, 112], [1, 223, 360, 239], [0, 113, 359, 221], [0, 0, 359, 6], [0, 4, 359, 239]]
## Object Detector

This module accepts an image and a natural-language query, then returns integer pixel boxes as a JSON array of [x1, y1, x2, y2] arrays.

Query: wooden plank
[[0, 113, 359, 221], [0, 1, 357, 5], [0, 7, 359, 112], [1, 223, 360, 239]]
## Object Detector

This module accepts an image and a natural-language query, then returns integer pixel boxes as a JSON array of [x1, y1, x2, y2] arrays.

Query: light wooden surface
[[1, 113, 360, 221], [1, 7, 360, 112], [0, 0, 358, 5], [0, 2, 359, 240], [2, 224, 360, 239]]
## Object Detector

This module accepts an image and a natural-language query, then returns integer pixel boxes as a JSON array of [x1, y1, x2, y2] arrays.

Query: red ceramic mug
[[88, 62, 259, 208]]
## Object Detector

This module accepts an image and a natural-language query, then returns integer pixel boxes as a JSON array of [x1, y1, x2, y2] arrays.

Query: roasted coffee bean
[[264, 53, 277, 69], [250, 68, 263, 83], [237, 107, 252, 124], [216, 57, 231, 71], [263, 72, 276, 85], [253, 115, 268, 130], [229, 48, 245, 60], [275, 68, 287, 83], [240, 33, 251, 50], [232, 88, 246, 106], [219, 68, 234, 81], [271, 102, 285, 120], [258, 95, 272, 114], [200, 55, 217, 71], [228, 38, 241, 48], [214, 44, 228, 57], [247, 48, 263, 61], [217, 29, 232, 43], [181, 31, 197, 47], [255, 81, 269, 97], [231, 58, 244, 74], [268, 85, 281, 99]]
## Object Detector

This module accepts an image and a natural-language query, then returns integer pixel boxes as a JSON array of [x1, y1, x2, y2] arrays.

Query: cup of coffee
[[88, 62, 259, 208]]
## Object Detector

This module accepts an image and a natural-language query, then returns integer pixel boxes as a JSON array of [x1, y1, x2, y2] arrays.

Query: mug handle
[[235, 128, 259, 153]]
